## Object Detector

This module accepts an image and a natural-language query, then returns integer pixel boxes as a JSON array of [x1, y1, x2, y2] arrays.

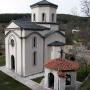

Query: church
[[5, 0, 79, 90], [5, 0, 65, 76]]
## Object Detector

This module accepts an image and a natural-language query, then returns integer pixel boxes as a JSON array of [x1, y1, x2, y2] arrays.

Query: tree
[[81, 0, 90, 16], [69, 45, 89, 73], [80, 0, 90, 44]]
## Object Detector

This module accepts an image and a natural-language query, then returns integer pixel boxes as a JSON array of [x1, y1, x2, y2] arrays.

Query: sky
[[0, 0, 82, 16]]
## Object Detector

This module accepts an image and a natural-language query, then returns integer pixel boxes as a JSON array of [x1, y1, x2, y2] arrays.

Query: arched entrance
[[11, 55, 15, 70], [48, 73, 54, 88]]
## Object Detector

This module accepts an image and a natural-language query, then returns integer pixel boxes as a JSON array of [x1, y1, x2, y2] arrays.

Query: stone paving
[[0, 66, 81, 90], [0, 66, 51, 90]]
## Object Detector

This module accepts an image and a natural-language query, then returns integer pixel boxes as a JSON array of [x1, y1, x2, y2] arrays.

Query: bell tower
[[30, 0, 58, 23]]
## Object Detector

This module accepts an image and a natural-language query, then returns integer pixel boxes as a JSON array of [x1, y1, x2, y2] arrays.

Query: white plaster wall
[[59, 78, 65, 90], [44, 68, 50, 87], [44, 68, 58, 89], [45, 33, 65, 61], [51, 47, 60, 59], [49, 7, 57, 23], [5, 31, 22, 76], [24, 33, 44, 76], [44, 68, 66, 90], [31, 7, 39, 22], [31, 7, 57, 23]]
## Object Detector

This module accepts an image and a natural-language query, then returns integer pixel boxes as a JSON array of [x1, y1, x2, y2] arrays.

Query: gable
[[6, 22, 20, 29]]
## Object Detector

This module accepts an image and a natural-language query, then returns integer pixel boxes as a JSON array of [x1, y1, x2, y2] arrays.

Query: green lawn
[[32, 76, 44, 83], [0, 71, 31, 90], [0, 55, 32, 90]]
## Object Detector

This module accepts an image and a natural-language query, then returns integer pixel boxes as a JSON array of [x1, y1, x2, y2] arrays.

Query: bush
[[77, 66, 90, 82]]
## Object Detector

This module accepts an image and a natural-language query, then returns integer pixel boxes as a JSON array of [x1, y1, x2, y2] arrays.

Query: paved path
[[0, 66, 51, 90]]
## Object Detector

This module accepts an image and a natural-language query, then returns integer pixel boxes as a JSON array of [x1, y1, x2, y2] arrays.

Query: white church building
[[5, 0, 79, 90], [5, 0, 65, 76]]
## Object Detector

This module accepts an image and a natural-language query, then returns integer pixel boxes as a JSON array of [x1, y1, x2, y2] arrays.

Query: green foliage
[[77, 66, 90, 82], [79, 78, 90, 90]]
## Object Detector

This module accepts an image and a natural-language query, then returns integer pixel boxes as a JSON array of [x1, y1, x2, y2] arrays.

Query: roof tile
[[44, 58, 79, 71]]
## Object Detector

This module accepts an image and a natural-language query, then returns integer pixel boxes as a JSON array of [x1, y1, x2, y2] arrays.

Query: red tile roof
[[44, 58, 79, 71]]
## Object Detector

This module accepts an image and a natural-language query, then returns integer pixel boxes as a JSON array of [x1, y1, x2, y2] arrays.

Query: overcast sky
[[0, 0, 83, 16]]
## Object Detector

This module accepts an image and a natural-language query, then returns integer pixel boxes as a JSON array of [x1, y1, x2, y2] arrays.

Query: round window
[[11, 39, 14, 47]]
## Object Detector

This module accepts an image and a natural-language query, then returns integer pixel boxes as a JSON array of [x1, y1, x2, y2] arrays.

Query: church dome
[[30, 0, 58, 8]]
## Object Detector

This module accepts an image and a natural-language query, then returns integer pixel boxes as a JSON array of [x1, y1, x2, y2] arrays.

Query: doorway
[[48, 73, 54, 88], [11, 55, 15, 70]]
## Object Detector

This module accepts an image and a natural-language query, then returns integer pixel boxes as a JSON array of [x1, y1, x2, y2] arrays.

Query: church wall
[[31, 7, 57, 23], [44, 68, 65, 90], [24, 33, 44, 76], [51, 47, 61, 59], [44, 68, 58, 88], [59, 77, 65, 90], [44, 33, 65, 61], [49, 7, 57, 23], [5, 32, 22, 75], [31, 7, 39, 22], [5, 29, 23, 38], [38, 7, 50, 22]]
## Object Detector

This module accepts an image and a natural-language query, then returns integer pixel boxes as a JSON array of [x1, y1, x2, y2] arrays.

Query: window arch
[[11, 39, 14, 47], [52, 13, 54, 22], [33, 13, 36, 21], [42, 13, 46, 22]]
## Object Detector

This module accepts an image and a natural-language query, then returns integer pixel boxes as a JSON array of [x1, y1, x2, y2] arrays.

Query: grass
[[0, 55, 5, 66], [0, 71, 31, 90], [77, 66, 90, 82], [32, 76, 44, 83], [0, 55, 32, 90]]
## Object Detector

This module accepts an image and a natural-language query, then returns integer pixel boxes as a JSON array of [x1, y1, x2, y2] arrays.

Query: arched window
[[52, 13, 54, 22], [66, 74, 71, 85], [11, 39, 14, 47], [32, 36, 37, 48], [33, 13, 36, 21], [33, 51, 37, 65], [42, 13, 46, 22]]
